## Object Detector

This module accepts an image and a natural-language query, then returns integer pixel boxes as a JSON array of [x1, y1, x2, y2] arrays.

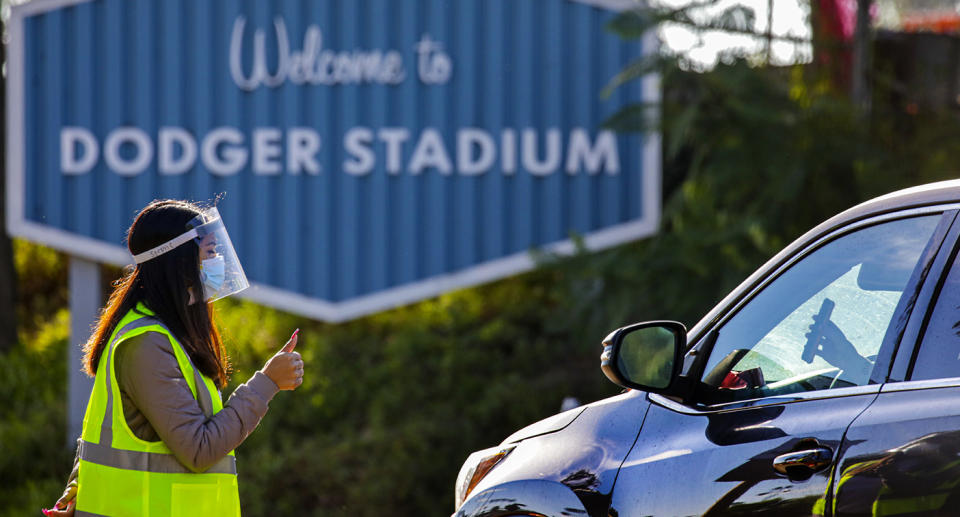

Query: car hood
[[479, 390, 652, 500], [502, 405, 590, 444]]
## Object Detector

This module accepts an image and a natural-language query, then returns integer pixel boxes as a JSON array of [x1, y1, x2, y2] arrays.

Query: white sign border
[[6, 0, 661, 322]]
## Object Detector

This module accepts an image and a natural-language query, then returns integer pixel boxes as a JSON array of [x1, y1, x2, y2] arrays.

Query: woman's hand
[[44, 483, 76, 516], [261, 330, 304, 391]]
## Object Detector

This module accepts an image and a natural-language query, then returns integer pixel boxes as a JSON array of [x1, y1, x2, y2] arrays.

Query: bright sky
[[657, 0, 814, 68]]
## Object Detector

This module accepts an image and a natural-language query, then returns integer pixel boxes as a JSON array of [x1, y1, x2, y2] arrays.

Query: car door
[[831, 208, 960, 517], [609, 209, 954, 517]]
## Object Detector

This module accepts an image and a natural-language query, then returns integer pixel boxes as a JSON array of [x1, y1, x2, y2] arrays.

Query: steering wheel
[[827, 367, 846, 389]]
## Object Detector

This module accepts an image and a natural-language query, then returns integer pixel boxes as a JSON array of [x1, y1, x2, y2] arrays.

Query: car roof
[[687, 179, 960, 344], [847, 179, 960, 219]]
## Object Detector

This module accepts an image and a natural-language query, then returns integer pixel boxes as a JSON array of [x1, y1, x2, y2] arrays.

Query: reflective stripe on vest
[[75, 307, 240, 517], [79, 439, 236, 475]]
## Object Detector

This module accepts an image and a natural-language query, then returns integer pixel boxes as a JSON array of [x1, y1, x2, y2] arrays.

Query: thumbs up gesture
[[262, 329, 304, 391]]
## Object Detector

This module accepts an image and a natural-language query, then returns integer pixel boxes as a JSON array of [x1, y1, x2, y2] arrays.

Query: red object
[[814, 0, 855, 88], [720, 371, 749, 389], [822, 0, 858, 39], [902, 13, 960, 33]]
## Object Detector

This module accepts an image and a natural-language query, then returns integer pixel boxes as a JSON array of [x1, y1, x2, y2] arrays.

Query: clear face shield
[[189, 208, 249, 301], [132, 207, 249, 302]]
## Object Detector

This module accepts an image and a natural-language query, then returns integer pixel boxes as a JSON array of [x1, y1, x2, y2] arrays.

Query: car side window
[[912, 243, 960, 381], [699, 215, 942, 405]]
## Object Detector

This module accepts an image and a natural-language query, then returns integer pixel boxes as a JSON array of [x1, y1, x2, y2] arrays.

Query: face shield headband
[[131, 207, 249, 302]]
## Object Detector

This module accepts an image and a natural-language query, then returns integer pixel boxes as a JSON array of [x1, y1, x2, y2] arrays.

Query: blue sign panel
[[7, 0, 659, 321]]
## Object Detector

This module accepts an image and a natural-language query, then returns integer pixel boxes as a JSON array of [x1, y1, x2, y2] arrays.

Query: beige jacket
[[66, 331, 279, 484]]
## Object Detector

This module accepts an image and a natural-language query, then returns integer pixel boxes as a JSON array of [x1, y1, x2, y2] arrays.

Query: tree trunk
[[0, 18, 20, 353], [851, 0, 873, 114]]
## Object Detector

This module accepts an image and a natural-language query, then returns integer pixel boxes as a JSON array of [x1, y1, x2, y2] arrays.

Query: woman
[[45, 199, 303, 516]]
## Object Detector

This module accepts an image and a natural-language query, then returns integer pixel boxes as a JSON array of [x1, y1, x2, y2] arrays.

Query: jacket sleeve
[[115, 331, 280, 472], [66, 437, 80, 487]]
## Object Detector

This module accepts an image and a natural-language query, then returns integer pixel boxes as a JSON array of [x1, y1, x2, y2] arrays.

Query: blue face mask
[[200, 255, 226, 300]]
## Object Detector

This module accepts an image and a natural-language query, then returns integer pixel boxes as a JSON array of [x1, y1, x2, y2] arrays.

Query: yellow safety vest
[[75, 303, 240, 517]]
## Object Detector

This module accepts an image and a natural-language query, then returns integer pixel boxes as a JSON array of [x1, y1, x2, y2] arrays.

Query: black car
[[453, 180, 960, 517]]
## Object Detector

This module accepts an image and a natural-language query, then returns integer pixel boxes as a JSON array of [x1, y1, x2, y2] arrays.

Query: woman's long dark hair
[[82, 199, 229, 387]]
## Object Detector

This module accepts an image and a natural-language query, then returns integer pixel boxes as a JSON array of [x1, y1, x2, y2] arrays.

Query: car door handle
[[772, 446, 833, 479]]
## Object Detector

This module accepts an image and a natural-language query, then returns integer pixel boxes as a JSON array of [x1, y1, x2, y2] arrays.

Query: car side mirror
[[601, 321, 686, 393]]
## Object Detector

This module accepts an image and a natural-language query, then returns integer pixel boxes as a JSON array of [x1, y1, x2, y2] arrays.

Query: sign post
[[67, 257, 99, 446]]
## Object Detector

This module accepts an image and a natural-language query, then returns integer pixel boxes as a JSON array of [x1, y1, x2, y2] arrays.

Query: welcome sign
[[7, 0, 659, 321]]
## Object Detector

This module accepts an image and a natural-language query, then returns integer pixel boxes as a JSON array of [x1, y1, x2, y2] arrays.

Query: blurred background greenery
[[6, 4, 960, 515]]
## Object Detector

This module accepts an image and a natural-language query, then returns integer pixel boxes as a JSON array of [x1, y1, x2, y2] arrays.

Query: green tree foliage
[[0, 240, 73, 517], [7, 15, 960, 516]]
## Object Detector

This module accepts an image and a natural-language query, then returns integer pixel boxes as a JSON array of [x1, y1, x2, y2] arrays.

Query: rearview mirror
[[601, 321, 686, 392]]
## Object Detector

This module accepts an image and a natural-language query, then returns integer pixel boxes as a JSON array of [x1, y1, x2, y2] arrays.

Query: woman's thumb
[[281, 329, 299, 353]]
